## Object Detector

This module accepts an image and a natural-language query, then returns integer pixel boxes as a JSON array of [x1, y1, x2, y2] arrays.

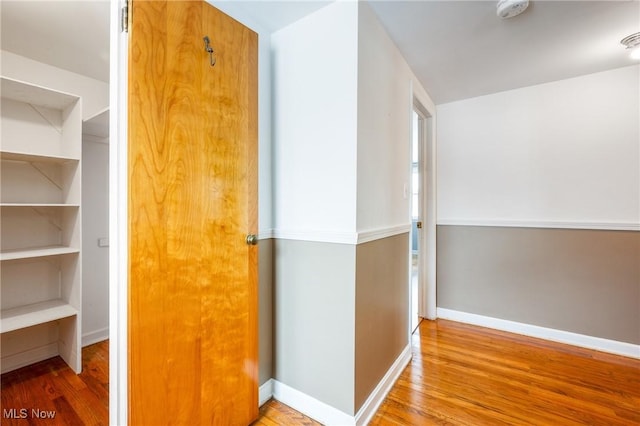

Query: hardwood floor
[[370, 319, 640, 425], [2, 321, 639, 425], [252, 400, 321, 426], [1, 340, 109, 425]]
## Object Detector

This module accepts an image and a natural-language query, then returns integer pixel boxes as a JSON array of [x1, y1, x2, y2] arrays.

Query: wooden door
[[127, 1, 258, 424]]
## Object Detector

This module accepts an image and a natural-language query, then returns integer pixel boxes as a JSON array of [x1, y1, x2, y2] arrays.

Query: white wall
[[1, 50, 109, 121], [271, 1, 359, 241], [82, 137, 110, 345], [356, 3, 435, 234], [356, 3, 438, 321], [268, 2, 359, 419], [437, 65, 640, 229]]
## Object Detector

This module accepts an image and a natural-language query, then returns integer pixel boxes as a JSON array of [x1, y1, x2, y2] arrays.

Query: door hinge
[[121, 3, 129, 33]]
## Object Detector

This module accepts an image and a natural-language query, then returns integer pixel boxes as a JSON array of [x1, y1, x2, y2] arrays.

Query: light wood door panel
[[128, 1, 258, 424]]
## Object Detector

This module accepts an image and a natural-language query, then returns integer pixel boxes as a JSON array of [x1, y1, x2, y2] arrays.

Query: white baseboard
[[355, 344, 412, 426], [82, 327, 109, 347], [259, 379, 274, 407], [269, 345, 412, 425], [1, 343, 58, 374], [437, 308, 640, 359], [272, 380, 354, 425]]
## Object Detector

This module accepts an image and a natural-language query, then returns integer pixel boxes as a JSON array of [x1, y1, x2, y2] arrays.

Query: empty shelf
[[0, 246, 79, 261], [0, 151, 79, 163], [1, 300, 78, 333], [0, 203, 80, 207]]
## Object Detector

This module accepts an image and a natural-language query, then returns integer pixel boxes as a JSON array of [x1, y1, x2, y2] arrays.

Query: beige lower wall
[[355, 233, 409, 412], [269, 233, 412, 415], [437, 226, 640, 344], [273, 238, 357, 415], [258, 238, 273, 386]]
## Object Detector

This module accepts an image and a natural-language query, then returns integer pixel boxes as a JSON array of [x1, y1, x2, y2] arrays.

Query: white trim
[[354, 344, 412, 426], [272, 225, 413, 245], [437, 308, 640, 359], [412, 85, 437, 321], [259, 379, 274, 407], [110, 1, 129, 424], [273, 229, 358, 245], [258, 229, 274, 240], [436, 218, 640, 232], [272, 380, 354, 425], [1, 343, 59, 374], [357, 224, 411, 244], [82, 327, 109, 347]]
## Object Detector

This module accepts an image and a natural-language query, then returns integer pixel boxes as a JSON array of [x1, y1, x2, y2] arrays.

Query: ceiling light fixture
[[496, 0, 529, 19], [620, 32, 640, 60]]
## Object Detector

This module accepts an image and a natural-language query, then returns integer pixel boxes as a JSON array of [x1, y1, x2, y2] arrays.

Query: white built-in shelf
[[0, 246, 79, 261], [1, 300, 78, 334], [1, 77, 78, 111], [0, 151, 79, 163], [0, 203, 80, 208], [1, 75, 83, 374]]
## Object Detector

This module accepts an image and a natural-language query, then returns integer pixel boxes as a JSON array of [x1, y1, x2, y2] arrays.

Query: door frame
[[108, 0, 128, 424], [410, 107, 425, 332], [412, 94, 437, 321]]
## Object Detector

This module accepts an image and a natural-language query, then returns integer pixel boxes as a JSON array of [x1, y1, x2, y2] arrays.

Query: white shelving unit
[[0, 76, 82, 374]]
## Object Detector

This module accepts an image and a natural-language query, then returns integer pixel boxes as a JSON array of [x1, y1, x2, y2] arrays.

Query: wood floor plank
[[52, 396, 85, 425], [0, 341, 109, 426], [252, 399, 322, 425], [2, 321, 639, 425], [371, 319, 640, 426]]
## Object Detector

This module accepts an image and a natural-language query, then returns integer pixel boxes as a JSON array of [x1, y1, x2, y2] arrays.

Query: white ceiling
[[1, 0, 638, 104], [367, 0, 640, 103], [1, 0, 111, 82]]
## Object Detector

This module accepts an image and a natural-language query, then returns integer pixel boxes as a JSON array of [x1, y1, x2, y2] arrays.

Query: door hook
[[203, 36, 216, 67]]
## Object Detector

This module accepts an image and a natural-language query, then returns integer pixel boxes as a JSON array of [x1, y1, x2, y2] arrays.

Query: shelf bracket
[[28, 104, 63, 135], [31, 206, 64, 231], [30, 162, 63, 191]]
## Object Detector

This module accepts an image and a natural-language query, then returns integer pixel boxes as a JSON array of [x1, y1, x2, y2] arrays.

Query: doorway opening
[[410, 96, 435, 333], [410, 108, 424, 333], [0, 2, 111, 424]]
